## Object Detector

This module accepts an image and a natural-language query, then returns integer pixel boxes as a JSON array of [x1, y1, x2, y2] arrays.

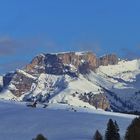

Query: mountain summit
[[25, 51, 118, 75], [0, 51, 140, 113]]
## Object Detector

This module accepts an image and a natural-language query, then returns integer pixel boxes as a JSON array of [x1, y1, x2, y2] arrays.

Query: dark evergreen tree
[[105, 119, 120, 140], [114, 121, 120, 140], [125, 117, 140, 140], [33, 134, 48, 140], [93, 130, 103, 140]]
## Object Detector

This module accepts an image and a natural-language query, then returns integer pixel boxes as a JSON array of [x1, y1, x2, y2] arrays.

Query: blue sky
[[0, 0, 140, 74]]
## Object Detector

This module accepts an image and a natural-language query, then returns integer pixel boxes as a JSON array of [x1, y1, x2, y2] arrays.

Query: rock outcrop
[[25, 54, 46, 75], [5, 70, 36, 97], [58, 52, 97, 70], [79, 92, 110, 110], [25, 52, 118, 75], [3, 72, 15, 87], [98, 54, 118, 66]]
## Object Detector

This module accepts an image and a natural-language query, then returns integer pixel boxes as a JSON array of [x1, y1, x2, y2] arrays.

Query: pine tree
[[105, 119, 120, 140], [125, 117, 140, 140], [93, 130, 103, 140], [33, 134, 48, 140], [114, 121, 120, 140]]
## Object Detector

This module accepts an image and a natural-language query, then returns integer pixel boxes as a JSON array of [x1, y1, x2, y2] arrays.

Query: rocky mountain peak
[[25, 51, 118, 75], [98, 54, 118, 66]]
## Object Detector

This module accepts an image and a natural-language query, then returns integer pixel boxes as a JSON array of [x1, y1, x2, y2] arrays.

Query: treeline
[[93, 117, 140, 140], [33, 116, 140, 140]]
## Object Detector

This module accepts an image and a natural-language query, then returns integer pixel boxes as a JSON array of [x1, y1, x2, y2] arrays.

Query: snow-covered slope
[[96, 59, 140, 111], [0, 76, 3, 86], [0, 89, 18, 100], [97, 59, 140, 81], [21, 73, 105, 109], [0, 101, 136, 140], [0, 76, 3, 92]]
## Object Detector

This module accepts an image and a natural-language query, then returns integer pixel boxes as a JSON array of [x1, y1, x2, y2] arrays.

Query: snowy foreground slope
[[0, 101, 136, 140]]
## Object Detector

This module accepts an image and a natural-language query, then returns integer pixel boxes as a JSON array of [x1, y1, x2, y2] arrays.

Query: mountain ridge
[[0, 51, 140, 113]]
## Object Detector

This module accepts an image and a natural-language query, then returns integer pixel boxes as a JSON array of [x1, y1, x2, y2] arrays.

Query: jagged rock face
[[78, 61, 91, 74], [44, 54, 64, 75], [25, 52, 118, 75], [25, 52, 97, 75], [8, 71, 36, 97], [58, 52, 97, 70], [98, 54, 118, 66], [79, 92, 110, 110], [26, 54, 46, 75], [3, 72, 15, 87]]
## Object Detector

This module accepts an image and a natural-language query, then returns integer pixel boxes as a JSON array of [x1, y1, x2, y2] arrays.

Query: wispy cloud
[[0, 36, 51, 56], [0, 37, 19, 56]]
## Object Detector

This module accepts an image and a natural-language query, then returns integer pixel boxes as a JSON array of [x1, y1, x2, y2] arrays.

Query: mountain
[[0, 51, 140, 113]]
